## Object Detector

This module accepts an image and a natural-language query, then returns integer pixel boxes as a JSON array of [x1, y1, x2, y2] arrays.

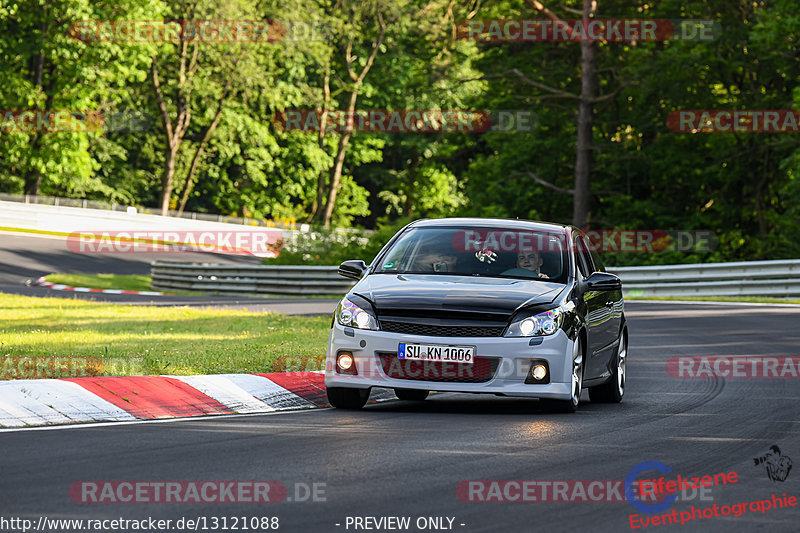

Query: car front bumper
[[324, 323, 576, 400]]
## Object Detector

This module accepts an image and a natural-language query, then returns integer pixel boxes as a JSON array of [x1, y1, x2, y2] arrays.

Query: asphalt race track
[[0, 233, 339, 315], [2, 301, 800, 532]]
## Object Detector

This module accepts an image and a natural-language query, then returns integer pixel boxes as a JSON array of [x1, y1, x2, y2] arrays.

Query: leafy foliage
[[1, 0, 798, 263]]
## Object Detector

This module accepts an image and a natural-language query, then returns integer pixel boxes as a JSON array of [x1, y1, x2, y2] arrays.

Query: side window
[[574, 237, 591, 278], [590, 248, 606, 272], [378, 231, 414, 271], [580, 237, 596, 274]]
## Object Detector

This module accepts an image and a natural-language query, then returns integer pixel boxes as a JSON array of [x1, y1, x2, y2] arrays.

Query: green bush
[[264, 218, 414, 266]]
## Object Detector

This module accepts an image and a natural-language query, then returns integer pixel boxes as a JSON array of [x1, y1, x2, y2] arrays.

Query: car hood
[[354, 273, 564, 317]]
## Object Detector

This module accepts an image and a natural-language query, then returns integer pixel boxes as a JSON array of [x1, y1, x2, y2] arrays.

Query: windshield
[[375, 226, 569, 283]]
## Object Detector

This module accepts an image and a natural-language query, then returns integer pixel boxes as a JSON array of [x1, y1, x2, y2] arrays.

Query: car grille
[[380, 320, 505, 337], [377, 353, 500, 383]]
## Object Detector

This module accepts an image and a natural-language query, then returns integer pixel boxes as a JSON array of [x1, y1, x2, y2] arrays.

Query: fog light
[[531, 364, 547, 380], [337, 353, 354, 371], [525, 360, 550, 384]]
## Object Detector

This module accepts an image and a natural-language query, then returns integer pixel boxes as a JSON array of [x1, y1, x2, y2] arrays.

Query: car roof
[[408, 217, 571, 234]]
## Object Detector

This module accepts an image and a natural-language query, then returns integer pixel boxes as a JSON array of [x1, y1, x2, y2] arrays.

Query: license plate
[[398, 343, 474, 364]]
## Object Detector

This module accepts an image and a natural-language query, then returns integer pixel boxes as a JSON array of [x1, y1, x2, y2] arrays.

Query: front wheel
[[589, 329, 626, 403], [395, 389, 429, 401], [327, 387, 370, 409], [541, 337, 584, 413]]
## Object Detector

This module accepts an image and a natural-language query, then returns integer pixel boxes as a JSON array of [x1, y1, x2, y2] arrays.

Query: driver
[[503, 251, 550, 279], [412, 248, 459, 272]]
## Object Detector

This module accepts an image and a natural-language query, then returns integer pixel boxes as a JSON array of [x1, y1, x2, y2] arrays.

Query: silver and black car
[[324, 218, 627, 412]]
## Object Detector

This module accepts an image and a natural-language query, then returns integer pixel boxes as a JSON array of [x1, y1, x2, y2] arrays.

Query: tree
[[308, 0, 388, 228], [148, 0, 260, 215], [0, 0, 154, 198]]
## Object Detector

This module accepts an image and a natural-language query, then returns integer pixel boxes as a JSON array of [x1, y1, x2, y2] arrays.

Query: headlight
[[336, 298, 379, 330], [505, 307, 564, 337]]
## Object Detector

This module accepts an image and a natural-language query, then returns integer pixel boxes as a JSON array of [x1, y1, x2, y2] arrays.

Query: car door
[[575, 235, 617, 380], [574, 235, 607, 379], [590, 246, 623, 347]]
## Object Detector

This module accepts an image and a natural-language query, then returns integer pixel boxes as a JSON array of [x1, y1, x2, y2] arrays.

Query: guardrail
[[151, 259, 800, 298], [151, 262, 356, 296], [610, 259, 800, 297]]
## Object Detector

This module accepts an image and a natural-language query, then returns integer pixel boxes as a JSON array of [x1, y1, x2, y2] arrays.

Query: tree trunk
[[320, 89, 358, 228], [573, 0, 597, 229], [315, 7, 386, 228], [322, 132, 351, 228], [402, 186, 415, 217], [24, 19, 48, 197], [23, 132, 44, 196], [23, 169, 42, 196], [177, 84, 230, 214], [160, 145, 178, 215], [151, 36, 197, 217], [402, 160, 419, 217], [309, 71, 331, 222], [755, 148, 770, 243]]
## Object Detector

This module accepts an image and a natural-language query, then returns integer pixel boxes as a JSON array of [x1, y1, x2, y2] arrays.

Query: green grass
[[0, 293, 331, 377], [627, 295, 800, 304], [46, 273, 154, 292]]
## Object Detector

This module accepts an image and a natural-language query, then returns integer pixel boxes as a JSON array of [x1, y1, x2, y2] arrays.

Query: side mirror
[[338, 260, 368, 280], [585, 271, 622, 291]]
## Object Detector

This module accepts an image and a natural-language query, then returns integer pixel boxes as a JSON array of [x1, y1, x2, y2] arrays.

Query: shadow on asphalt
[[364, 393, 627, 416]]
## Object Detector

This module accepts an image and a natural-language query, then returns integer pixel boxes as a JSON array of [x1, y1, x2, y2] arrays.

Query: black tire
[[541, 337, 584, 413], [326, 387, 370, 409], [395, 389, 429, 401], [588, 329, 626, 404]]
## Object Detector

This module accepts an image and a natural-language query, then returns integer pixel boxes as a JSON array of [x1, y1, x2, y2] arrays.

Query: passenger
[[412, 248, 459, 272], [503, 251, 550, 279]]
